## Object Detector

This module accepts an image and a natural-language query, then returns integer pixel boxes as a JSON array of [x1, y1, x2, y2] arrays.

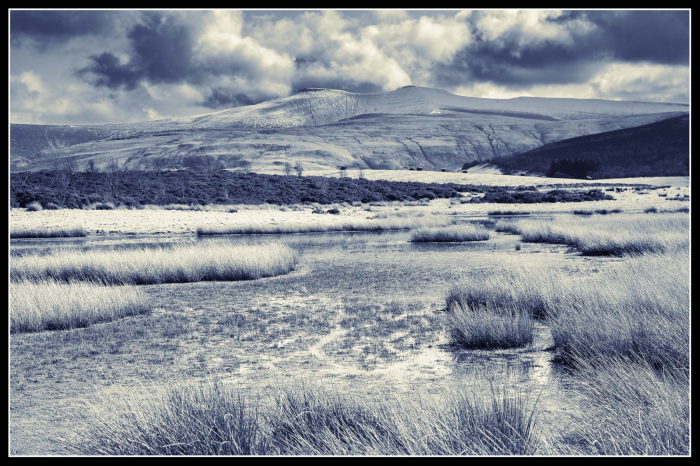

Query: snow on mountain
[[153, 85, 687, 130], [11, 86, 688, 173]]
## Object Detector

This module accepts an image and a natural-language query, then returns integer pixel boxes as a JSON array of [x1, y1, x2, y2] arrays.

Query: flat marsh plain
[[9, 178, 690, 456]]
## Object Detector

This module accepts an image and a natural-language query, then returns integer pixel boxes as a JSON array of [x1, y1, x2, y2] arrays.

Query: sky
[[10, 9, 690, 125]]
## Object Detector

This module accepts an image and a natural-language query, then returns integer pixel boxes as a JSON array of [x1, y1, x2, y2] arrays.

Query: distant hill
[[10, 86, 688, 173], [491, 115, 689, 179]]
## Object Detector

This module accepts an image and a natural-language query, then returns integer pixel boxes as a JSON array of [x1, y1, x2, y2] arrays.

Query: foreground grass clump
[[10, 242, 298, 285], [557, 355, 689, 455], [10, 279, 149, 333], [64, 382, 539, 455], [547, 251, 689, 370], [410, 224, 491, 242], [197, 214, 452, 236], [10, 226, 86, 238], [509, 213, 688, 255]]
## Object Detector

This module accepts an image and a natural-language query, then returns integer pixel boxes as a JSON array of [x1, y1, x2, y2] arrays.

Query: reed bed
[[10, 226, 87, 238], [10, 279, 150, 333], [197, 214, 453, 236], [63, 382, 539, 455], [507, 213, 689, 255], [10, 242, 298, 285], [410, 224, 491, 242]]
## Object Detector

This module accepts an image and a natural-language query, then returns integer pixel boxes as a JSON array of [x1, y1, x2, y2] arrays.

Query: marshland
[[9, 178, 690, 455]]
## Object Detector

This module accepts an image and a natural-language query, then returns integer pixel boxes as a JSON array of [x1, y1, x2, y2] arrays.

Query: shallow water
[[11, 226, 600, 454]]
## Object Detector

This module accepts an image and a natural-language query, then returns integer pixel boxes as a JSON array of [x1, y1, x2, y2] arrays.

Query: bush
[[26, 201, 42, 212], [95, 202, 116, 210]]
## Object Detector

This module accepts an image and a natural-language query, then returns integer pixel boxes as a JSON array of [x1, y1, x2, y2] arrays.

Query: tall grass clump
[[556, 355, 689, 455], [10, 242, 298, 285], [547, 251, 689, 370], [444, 303, 534, 349], [410, 224, 491, 242], [507, 213, 689, 255], [10, 226, 87, 238], [446, 265, 555, 320], [64, 381, 266, 455], [63, 382, 539, 455], [197, 214, 453, 235], [10, 279, 150, 333], [493, 219, 521, 234]]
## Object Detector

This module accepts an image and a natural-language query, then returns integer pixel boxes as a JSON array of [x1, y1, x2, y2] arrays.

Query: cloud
[[10, 10, 690, 124], [10, 10, 118, 48], [433, 9, 689, 93]]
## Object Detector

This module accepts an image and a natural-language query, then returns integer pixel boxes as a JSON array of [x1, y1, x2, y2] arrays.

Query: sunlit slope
[[161, 85, 689, 129], [10, 85, 688, 172], [18, 111, 684, 173]]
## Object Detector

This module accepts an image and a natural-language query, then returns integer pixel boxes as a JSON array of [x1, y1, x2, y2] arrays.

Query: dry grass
[[197, 214, 453, 236], [410, 224, 491, 242], [62, 382, 539, 455], [444, 303, 534, 349], [508, 213, 689, 255], [555, 355, 689, 455], [10, 226, 86, 238], [547, 251, 689, 370], [10, 279, 150, 333], [10, 242, 299, 285]]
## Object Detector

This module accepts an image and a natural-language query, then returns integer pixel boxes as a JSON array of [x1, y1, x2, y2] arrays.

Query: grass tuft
[[410, 224, 491, 242], [10, 279, 150, 333], [197, 214, 453, 236], [11, 242, 299, 285], [10, 226, 87, 238]]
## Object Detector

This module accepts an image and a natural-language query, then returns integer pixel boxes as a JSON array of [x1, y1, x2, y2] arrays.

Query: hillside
[[491, 115, 689, 179], [10, 86, 688, 173]]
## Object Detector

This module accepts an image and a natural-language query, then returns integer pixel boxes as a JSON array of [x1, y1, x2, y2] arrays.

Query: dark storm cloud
[[199, 88, 261, 109], [564, 10, 690, 65], [292, 77, 384, 95], [77, 52, 142, 90], [10, 10, 116, 47], [77, 12, 198, 89], [434, 10, 689, 90]]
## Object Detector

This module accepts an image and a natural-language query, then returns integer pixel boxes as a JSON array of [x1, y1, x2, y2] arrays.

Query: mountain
[[490, 114, 689, 179], [10, 86, 688, 173]]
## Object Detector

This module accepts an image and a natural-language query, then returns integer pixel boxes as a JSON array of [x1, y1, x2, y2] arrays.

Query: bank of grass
[[10, 226, 86, 238], [10, 279, 150, 333], [508, 213, 688, 255], [197, 214, 453, 236], [10, 242, 298, 285], [63, 382, 539, 455], [410, 224, 491, 242]]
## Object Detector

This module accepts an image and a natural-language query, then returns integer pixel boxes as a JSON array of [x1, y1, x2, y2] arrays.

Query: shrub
[[95, 202, 116, 210], [644, 207, 658, 213], [25, 201, 42, 212]]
